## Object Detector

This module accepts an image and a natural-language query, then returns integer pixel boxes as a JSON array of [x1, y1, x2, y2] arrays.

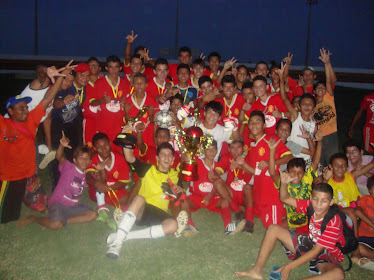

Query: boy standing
[[235, 181, 345, 280]]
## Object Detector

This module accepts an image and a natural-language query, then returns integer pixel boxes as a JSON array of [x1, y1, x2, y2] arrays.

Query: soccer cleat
[[242, 220, 255, 233], [225, 220, 246, 235], [182, 224, 199, 237], [106, 233, 116, 245], [174, 210, 188, 238], [96, 209, 110, 223], [38, 150, 56, 169], [106, 218, 117, 231], [106, 242, 122, 259]]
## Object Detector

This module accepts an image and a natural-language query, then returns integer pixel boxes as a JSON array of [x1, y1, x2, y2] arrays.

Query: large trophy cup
[[174, 126, 213, 181], [113, 106, 149, 149]]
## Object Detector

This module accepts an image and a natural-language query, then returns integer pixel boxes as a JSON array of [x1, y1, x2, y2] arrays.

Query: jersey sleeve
[[360, 96, 369, 110], [215, 154, 230, 174], [316, 215, 344, 251], [128, 158, 152, 178]]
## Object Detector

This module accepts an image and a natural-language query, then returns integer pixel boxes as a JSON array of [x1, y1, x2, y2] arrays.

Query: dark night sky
[[1, 0, 373, 69]]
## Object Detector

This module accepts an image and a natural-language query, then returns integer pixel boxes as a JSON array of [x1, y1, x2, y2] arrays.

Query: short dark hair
[[155, 127, 170, 138], [170, 93, 184, 104], [157, 142, 174, 156], [313, 80, 327, 91], [92, 132, 110, 146], [237, 65, 249, 75], [229, 139, 244, 147], [177, 63, 191, 75], [87, 57, 100, 64], [276, 118, 292, 131], [205, 101, 223, 117], [133, 73, 147, 83], [198, 76, 213, 88], [287, 158, 306, 172], [208, 52, 221, 62], [154, 58, 169, 70], [133, 45, 146, 55], [221, 75, 236, 87], [130, 54, 144, 65], [249, 110, 265, 123], [192, 58, 205, 68], [329, 152, 348, 166], [253, 75, 267, 85], [73, 145, 92, 160], [367, 175, 374, 193], [343, 139, 362, 153], [178, 46, 192, 56], [303, 67, 315, 75], [312, 183, 334, 199], [106, 55, 121, 65], [299, 93, 316, 107], [255, 61, 269, 70], [242, 81, 253, 90]]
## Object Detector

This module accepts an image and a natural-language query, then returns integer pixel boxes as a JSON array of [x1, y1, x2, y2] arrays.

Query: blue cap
[[6, 95, 32, 110]]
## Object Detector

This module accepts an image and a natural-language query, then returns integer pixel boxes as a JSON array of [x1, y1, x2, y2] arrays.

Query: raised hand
[[63, 94, 79, 105], [280, 171, 297, 184], [274, 62, 285, 78], [93, 158, 109, 171], [264, 137, 280, 150], [282, 52, 293, 65], [199, 53, 206, 60], [297, 125, 311, 139], [101, 92, 111, 104], [314, 130, 323, 142], [231, 63, 238, 77], [126, 30, 138, 44], [60, 131, 72, 149], [322, 166, 333, 181], [141, 48, 152, 62], [297, 75, 304, 87], [318, 48, 332, 64], [241, 99, 252, 112], [223, 57, 237, 70], [46, 66, 66, 84]]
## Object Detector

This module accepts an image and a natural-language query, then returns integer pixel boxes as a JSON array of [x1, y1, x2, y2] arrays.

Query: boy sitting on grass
[[18, 132, 96, 230], [235, 180, 345, 280]]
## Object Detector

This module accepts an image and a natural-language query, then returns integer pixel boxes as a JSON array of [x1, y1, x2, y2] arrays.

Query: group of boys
[[2, 31, 374, 279]]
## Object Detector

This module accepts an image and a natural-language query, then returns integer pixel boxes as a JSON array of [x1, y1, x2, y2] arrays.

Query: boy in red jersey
[[168, 46, 193, 82], [246, 111, 293, 228], [205, 52, 221, 82], [241, 75, 289, 135], [86, 133, 132, 229], [122, 54, 146, 97], [87, 57, 103, 85], [91, 55, 127, 148], [235, 181, 346, 280], [211, 139, 255, 233]]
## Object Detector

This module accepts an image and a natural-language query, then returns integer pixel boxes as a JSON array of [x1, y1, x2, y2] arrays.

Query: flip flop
[[358, 257, 374, 271], [39, 151, 56, 169]]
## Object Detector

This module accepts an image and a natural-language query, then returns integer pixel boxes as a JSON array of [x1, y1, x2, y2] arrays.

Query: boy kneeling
[[235, 179, 345, 279]]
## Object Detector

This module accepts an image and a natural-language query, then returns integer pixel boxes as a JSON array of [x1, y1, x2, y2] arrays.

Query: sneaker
[[234, 211, 245, 221], [242, 220, 254, 233], [174, 210, 188, 238], [225, 220, 246, 235], [96, 210, 110, 223], [106, 233, 117, 245], [182, 224, 199, 237], [106, 242, 122, 259], [39, 150, 56, 169]]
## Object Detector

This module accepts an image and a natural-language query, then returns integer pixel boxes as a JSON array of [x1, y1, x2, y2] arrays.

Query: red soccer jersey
[[94, 76, 127, 141], [360, 92, 374, 127], [215, 154, 252, 192], [190, 158, 219, 197], [245, 94, 288, 135], [296, 199, 345, 263], [123, 65, 155, 80], [145, 77, 171, 99], [216, 94, 245, 121], [247, 134, 291, 205]]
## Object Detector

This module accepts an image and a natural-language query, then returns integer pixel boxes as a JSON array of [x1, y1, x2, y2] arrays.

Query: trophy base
[[179, 162, 199, 181], [113, 133, 137, 149]]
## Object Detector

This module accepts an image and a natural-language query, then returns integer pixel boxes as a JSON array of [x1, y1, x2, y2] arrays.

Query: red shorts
[[254, 203, 285, 228], [88, 186, 129, 207], [231, 189, 244, 207], [363, 125, 374, 152], [188, 193, 221, 213]]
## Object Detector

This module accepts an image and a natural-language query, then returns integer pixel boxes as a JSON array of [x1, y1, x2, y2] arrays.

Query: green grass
[[1, 168, 374, 280]]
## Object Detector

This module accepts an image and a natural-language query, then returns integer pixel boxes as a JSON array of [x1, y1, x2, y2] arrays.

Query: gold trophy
[[174, 126, 213, 181], [113, 106, 149, 149]]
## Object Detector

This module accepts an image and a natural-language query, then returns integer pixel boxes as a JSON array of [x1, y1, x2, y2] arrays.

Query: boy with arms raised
[[235, 180, 345, 280], [18, 132, 96, 229], [106, 142, 187, 259]]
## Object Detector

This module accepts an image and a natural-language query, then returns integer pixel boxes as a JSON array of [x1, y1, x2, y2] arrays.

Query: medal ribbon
[[108, 188, 120, 210], [74, 83, 84, 105], [108, 78, 119, 99]]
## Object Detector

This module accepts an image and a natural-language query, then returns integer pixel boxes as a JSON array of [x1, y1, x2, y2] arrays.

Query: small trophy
[[174, 126, 213, 181], [113, 106, 149, 149]]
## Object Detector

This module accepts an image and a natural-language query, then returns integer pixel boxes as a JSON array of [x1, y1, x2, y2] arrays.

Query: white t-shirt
[[289, 112, 315, 161]]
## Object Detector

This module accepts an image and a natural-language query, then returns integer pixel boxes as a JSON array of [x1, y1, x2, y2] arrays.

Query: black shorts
[[136, 203, 172, 227], [0, 178, 28, 224]]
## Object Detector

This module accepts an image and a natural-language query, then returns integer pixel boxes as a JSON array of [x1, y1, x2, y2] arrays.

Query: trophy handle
[[198, 134, 214, 155], [127, 106, 149, 125], [174, 128, 187, 154]]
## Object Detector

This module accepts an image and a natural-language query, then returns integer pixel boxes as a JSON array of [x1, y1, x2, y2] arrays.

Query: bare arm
[[351, 160, 374, 180], [311, 131, 323, 172], [279, 172, 297, 208], [124, 31, 138, 66], [216, 57, 237, 85], [319, 48, 334, 96], [282, 52, 293, 81], [264, 138, 281, 184], [55, 131, 72, 166], [348, 108, 365, 138]]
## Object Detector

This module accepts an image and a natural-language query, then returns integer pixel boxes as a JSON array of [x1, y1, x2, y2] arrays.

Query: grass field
[[1, 78, 374, 279]]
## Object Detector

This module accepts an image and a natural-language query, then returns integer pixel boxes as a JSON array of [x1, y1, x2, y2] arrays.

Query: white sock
[[113, 211, 136, 244], [96, 192, 106, 207], [126, 225, 165, 240]]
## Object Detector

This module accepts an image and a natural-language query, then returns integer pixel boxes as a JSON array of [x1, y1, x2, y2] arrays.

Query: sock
[[245, 207, 254, 222], [221, 207, 231, 228], [126, 225, 165, 240], [113, 210, 136, 244], [97, 205, 108, 212], [229, 200, 241, 213], [96, 192, 106, 208]]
